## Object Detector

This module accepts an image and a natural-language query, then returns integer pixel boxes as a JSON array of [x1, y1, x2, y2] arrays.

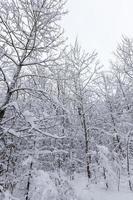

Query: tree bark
[[127, 133, 133, 191], [80, 105, 91, 180], [25, 161, 33, 200], [0, 65, 22, 123]]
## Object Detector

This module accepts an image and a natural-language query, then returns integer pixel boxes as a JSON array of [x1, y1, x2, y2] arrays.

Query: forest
[[0, 0, 133, 199]]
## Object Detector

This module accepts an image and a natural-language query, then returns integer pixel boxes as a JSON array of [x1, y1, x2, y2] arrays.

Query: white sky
[[62, 0, 133, 67]]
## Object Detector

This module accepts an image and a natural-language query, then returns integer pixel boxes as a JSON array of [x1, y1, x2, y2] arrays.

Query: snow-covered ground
[[2, 172, 133, 200], [72, 175, 133, 200]]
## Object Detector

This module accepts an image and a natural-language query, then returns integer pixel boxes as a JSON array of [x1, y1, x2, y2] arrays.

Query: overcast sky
[[62, 0, 133, 67]]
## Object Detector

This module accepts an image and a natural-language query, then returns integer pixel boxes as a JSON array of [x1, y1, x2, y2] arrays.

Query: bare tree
[[0, 0, 67, 194], [0, 0, 66, 122], [65, 41, 101, 181]]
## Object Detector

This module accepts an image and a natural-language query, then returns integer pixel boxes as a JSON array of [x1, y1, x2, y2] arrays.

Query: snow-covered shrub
[[28, 170, 58, 200], [22, 170, 78, 200], [52, 171, 78, 200]]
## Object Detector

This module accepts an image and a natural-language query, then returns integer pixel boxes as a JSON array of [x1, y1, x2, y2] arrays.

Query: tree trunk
[[25, 161, 33, 200], [82, 110, 91, 180], [103, 167, 108, 190], [127, 133, 133, 191], [0, 65, 22, 123], [0, 109, 6, 122]]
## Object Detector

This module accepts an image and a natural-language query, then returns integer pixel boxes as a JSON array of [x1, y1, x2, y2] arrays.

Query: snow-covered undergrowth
[[29, 170, 77, 200], [1, 172, 133, 200], [1, 170, 78, 200]]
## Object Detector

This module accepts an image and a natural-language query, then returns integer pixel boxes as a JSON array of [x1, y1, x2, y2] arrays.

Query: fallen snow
[[2, 172, 133, 200], [72, 175, 133, 200]]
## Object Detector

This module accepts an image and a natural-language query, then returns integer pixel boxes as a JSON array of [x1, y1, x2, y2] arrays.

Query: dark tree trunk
[[103, 167, 108, 190], [82, 111, 91, 180], [0, 109, 6, 123], [25, 161, 33, 200]]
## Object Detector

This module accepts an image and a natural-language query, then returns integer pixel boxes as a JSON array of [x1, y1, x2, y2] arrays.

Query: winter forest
[[0, 0, 133, 199]]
